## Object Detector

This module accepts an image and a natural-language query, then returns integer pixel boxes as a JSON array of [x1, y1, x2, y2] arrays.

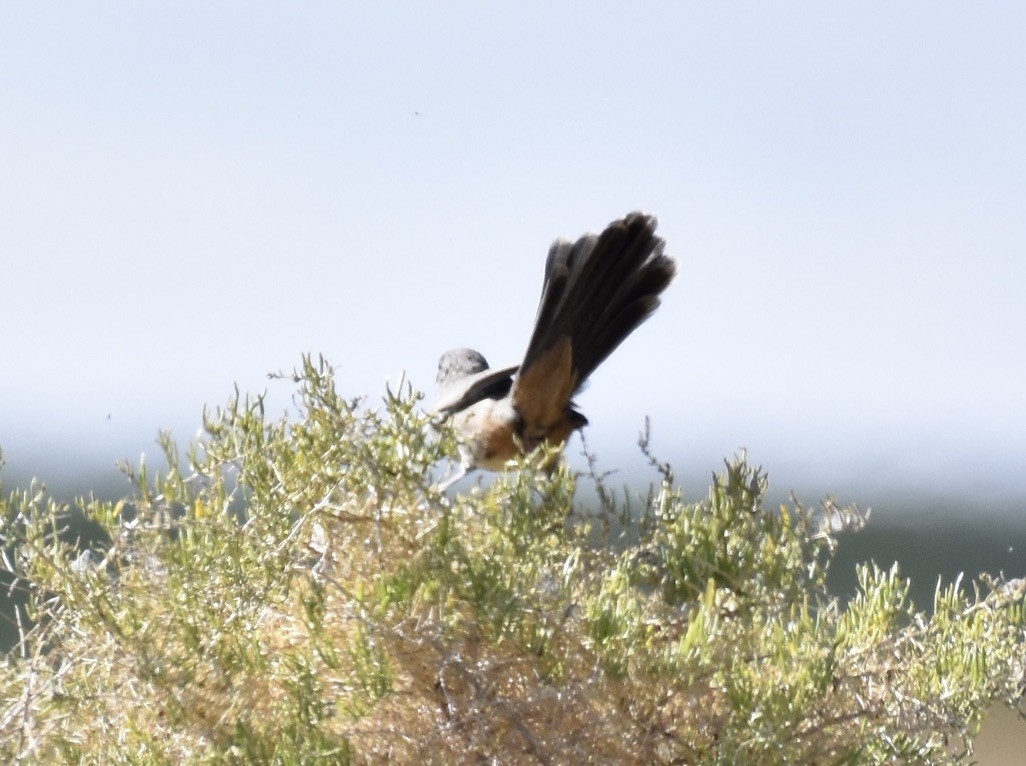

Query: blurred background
[[2, 4, 1024, 759]]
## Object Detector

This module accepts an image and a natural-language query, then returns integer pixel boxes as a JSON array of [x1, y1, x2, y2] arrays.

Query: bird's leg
[[435, 445, 476, 493]]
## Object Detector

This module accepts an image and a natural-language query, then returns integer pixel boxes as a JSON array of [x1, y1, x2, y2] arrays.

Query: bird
[[434, 211, 676, 489]]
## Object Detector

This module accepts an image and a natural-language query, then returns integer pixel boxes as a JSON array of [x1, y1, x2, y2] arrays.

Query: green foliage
[[0, 355, 1023, 764]]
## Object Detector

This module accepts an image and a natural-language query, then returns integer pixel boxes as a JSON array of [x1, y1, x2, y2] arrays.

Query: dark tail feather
[[520, 212, 676, 389]]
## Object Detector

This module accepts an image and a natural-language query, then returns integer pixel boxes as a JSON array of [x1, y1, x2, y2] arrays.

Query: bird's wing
[[435, 363, 519, 416]]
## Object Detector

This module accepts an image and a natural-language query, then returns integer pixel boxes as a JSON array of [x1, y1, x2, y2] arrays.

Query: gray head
[[436, 347, 490, 387]]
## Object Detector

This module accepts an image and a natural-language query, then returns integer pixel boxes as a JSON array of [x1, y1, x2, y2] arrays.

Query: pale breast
[[451, 397, 520, 472]]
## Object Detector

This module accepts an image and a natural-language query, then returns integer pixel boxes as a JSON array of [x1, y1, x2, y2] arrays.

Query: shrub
[[1, 355, 1023, 764]]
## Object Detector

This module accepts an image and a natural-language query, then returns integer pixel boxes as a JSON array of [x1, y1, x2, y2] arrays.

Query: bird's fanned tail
[[511, 212, 676, 435]]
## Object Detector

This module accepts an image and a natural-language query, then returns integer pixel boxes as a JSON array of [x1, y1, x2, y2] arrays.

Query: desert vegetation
[[1, 355, 1023, 764]]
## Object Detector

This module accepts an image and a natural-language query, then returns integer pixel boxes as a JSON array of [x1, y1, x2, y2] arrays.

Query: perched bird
[[434, 212, 676, 488]]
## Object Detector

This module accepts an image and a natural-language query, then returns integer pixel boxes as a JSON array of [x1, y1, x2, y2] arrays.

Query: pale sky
[[2, 4, 1024, 507]]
